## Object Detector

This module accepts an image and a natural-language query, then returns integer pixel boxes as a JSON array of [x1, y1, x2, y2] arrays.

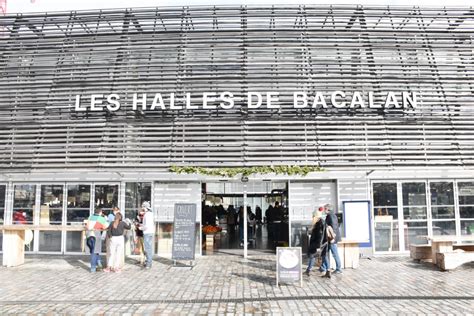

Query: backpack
[[326, 225, 336, 243]]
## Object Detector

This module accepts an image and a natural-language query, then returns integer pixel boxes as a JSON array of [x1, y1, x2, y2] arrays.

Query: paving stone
[[0, 255, 473, 314]]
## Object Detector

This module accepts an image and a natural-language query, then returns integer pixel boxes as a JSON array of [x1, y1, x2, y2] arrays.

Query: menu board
[[343, 201, 371, 247], [276, 247, 302, 286], [172, 203, 197, 261]]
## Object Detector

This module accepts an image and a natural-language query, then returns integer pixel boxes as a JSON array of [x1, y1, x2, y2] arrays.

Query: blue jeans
[[86, 237, 101, 272], [144, 233, 154, 267], [321, 242, 342, 272], [306, 253, 318, 272]]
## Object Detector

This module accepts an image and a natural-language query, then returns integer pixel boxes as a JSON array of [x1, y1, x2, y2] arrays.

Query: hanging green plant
[[169, 165, 324, 178]]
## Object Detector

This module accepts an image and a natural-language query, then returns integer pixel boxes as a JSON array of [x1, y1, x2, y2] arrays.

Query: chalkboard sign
[[276, 247, 302, 286], [172, 203, 197, 261]]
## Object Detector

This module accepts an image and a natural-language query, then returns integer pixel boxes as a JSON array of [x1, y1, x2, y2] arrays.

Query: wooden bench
[[453, 244, 474, 252], [415, 236, 474, 270], [409, 244, 432, 261], [436, 251, 474, 271]]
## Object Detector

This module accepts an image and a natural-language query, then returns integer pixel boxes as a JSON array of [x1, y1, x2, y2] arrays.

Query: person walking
[[304, 209, 326, 276], [85, 207, 109, 273], [320, 204, 343, 277], [104, 212, 131, 273], [238, 206, 244, 247], [134, 208, 146, 265], [140, 201, 155, 269]]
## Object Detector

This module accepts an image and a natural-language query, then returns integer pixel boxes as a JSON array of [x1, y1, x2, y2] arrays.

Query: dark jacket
[[108, 221, 131, 237], [325, 211, 342, 243], [308, 219, 326, 255]]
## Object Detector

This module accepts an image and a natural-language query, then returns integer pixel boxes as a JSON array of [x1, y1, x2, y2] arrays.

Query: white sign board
[[276, 247, 302, 287], [343, 201, 371, 245]]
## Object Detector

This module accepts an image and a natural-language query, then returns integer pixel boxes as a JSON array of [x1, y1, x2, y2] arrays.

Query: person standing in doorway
[[320, 204, 343, 277], [104, 212, 131, 273], [265, 204, 275, 241], [140, 201, 155, 269], [85, 207, 109, 273], [238, 206, 244, 247], [255, 206, 262, 225]]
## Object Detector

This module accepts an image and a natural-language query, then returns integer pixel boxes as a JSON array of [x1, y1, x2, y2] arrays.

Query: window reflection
[[430, 182, 455, 236], [373, 183, 399, 251], [125, 182, 151, 217], [0, 185, 5, 224], [373, 183, 397, 207], [67, 184, 91, 224], [430, 182, 454, 206], [402, 183, 427, 220], [40, 185, 64, 225], [13, 184, 36, 225], [457, 182, 474, 240], [95, 185, 118, 212]]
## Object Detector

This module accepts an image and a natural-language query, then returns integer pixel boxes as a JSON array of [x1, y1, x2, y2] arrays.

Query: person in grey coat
[[320, 204, 343, 276]]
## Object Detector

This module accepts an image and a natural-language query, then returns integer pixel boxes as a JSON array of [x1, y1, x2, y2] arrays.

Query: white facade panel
[[153, 182, 201, 222], [289, 181, 337, 222], [338, 178, 369, 210]]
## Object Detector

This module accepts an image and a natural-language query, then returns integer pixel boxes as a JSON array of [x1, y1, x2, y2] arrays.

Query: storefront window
[[373, 183, 398, 218], [39, 231, 62, 252], [373, 183, 399, 251], [95, 185, 118, 214], [13, 184, 36, 251], [13, 184, 36, 225], [458, 182, 474, 238], [40, 185, 64, 225], [67, 185, 91, 223], [66, 184, 91, 252], [0, 185, 5, 224], [402, 183, 428, 248], [38, 184, 64, 252], [125, 182, 151, 218], [402, 183, 427, 220], [430, 182, 455, 236], [0, 185, 5, 251]]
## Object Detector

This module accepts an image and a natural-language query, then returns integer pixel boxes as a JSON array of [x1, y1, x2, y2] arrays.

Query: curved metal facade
[[0, 5, 473, 171]]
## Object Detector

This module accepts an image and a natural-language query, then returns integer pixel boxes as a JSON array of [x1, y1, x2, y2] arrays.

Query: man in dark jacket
[[321, 204, 343, 276]]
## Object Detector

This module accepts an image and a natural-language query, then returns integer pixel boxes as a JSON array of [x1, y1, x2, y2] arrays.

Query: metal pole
[[243, 182, 248, 259]]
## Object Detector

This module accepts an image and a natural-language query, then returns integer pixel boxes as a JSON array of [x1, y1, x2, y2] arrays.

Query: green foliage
[[169, 165, 324, 177]]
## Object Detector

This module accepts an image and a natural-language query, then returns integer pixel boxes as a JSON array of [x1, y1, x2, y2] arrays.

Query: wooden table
[[1, 225, 86, 267], [339, 240, 363, 269], [426, 236, 474, 264]]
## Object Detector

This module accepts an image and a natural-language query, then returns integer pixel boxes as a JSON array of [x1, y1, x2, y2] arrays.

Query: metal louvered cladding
[[0, 5, 473, 171]]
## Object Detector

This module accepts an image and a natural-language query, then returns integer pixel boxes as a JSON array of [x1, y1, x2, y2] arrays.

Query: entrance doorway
[[202, 181, 289, 254]]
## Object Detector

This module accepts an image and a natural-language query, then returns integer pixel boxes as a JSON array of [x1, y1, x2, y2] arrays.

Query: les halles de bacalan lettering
[[74, 91, 417, 112]]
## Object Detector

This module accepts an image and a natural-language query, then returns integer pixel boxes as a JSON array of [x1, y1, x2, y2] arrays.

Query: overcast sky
[[7, 0, 470, 14]]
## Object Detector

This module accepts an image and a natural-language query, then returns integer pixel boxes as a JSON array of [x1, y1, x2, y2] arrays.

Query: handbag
[[326, 225, 336, 243]]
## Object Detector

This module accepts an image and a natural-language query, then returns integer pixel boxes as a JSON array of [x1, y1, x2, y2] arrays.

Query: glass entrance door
[[203, 181, 288, 254]]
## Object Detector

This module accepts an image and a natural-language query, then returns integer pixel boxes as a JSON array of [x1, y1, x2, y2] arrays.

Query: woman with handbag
[[304, 209, 326, 276]]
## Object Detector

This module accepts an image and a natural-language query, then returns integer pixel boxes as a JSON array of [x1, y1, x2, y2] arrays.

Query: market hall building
[[0, 5, 473, 257]]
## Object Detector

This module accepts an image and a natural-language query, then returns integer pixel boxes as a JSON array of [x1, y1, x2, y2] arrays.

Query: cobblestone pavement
[[0, 254, 473, 315]]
